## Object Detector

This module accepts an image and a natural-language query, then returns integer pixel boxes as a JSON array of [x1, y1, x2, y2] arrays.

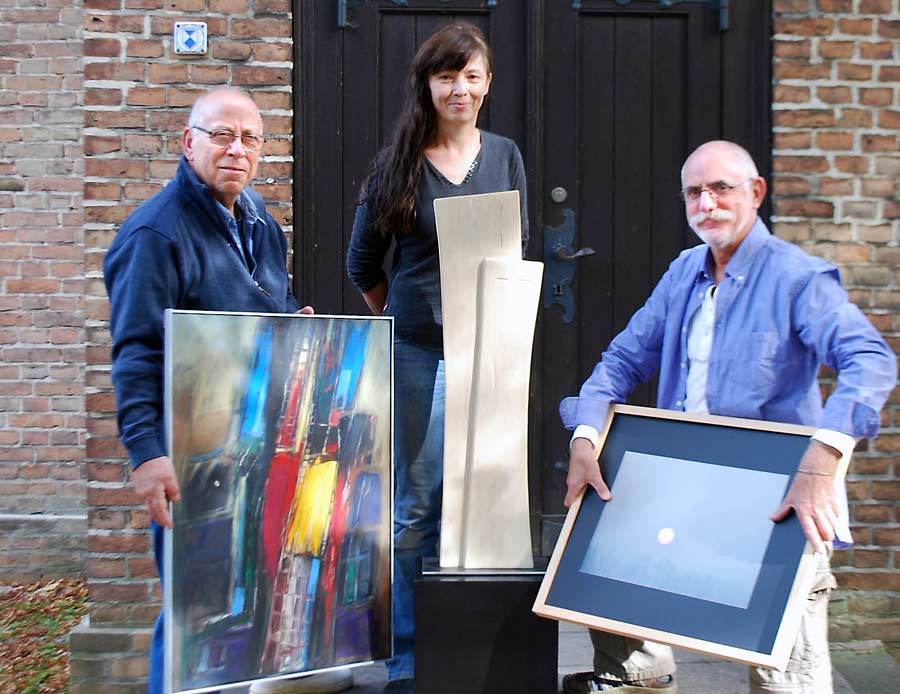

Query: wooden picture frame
[[533, 404, 832, 671]]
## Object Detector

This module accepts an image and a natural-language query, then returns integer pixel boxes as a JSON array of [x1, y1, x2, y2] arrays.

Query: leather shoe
[[562, 670, 676, 693]]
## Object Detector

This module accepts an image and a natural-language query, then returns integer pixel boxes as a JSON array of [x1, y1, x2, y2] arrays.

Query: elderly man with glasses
[[104, 87, 352, 694], [559, 140, 895, 693]]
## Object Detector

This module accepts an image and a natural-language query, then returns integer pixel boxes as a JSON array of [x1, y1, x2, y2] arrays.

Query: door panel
[[297, 1, 528, 317], [538, 2, 770, 541], [298, 0, 772, 554]]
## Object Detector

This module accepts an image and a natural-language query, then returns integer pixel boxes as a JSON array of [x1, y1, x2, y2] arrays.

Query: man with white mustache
[[558, 140, 895, 693]]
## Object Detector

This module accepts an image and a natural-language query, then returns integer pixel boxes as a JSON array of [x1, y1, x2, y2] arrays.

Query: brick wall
[[0, 0, 896, 690], [772, 0, 900, 640], [76, 0, 293, 689], [0, 0, 86, 582]]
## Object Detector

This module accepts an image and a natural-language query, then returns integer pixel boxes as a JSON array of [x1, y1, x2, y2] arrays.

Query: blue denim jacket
[[105, 157, 299, 468], [560, 219, 896, 439]]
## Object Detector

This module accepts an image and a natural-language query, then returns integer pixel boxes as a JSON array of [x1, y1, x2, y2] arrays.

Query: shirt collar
[[697, 216, 769, 283], [721, 217, 769, 281], [236, 189, 259, 224], [213, 189, 259, 226], [177, 156, 259, 225]]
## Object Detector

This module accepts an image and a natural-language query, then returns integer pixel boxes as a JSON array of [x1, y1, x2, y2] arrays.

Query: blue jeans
[[387, 341, 445, 682], [148, 523, 223, 694], [149, 521, 165, 694]]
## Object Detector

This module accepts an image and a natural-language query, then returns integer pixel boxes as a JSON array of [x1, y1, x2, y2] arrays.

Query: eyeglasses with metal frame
[[191, 125, 266, 151], [680, 177, 755, 203]]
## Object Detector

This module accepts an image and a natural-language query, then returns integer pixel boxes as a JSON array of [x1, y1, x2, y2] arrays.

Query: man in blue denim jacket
[[105, 88, 350, 694], [559, 141, 896, 694]]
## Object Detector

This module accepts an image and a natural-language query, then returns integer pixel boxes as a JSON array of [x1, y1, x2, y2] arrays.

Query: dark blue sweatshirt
[[103, 157, 299, 468]]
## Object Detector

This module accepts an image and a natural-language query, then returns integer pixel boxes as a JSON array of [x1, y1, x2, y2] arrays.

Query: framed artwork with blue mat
[[533, 404, 829, 671], [163, 310, 393, 693]]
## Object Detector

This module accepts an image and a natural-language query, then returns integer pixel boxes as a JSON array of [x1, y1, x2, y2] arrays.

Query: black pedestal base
[[414, 559, 558, 694]]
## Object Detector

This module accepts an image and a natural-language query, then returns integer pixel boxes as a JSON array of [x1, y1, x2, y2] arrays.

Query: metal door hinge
[[341, 0, 498, 26], [571, 0, 729, 32]]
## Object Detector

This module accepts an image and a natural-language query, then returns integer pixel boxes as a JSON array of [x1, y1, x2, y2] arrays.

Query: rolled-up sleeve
[[347, 198, 392, 293], [795, 268, 897, 439]]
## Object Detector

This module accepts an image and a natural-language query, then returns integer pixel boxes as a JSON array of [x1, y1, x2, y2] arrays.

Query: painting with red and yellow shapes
[[164, 311, 392, 694]]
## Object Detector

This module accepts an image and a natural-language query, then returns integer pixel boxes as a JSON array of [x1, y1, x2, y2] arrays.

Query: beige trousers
[[590, 551, 835, 692]]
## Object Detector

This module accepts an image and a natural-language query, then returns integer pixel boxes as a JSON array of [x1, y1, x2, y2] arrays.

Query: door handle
[[553, 246, 595, 262], [543, 208, 594, 324]]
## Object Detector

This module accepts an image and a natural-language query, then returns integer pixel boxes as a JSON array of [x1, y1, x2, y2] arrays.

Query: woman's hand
[[362, 281, 388, 316]]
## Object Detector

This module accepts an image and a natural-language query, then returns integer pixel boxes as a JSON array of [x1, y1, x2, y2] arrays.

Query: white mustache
[[690, 209, 735, 226]]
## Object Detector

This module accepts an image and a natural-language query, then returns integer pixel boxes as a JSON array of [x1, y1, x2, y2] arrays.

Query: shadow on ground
[[232, 621, 900, 693]]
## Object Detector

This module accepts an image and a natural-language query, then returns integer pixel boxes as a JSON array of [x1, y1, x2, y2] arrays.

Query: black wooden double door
[[296, 0, 772, 552]]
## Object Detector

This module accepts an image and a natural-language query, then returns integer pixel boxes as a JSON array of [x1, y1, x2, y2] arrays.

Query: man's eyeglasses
[[680, 177, 755, 203], [191, 126, 266, 152]]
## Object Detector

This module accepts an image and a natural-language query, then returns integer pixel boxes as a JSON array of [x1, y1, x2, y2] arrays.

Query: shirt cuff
[[808, 429, 855, 547], [570, 425, 600, 451], [811, 428, 856, 460]]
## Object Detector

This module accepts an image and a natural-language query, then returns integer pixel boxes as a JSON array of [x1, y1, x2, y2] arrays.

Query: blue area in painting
[[237, 324, 273, 451], [545, 414, 810, 654], [339, 413, 382, 527], [350, 471, 382, 528], [341, 532, 375, 605], [298, 558, 321, 669], [333, 322, 370, 410], [182, 518, 232, 621], [331, 411, 382, 661], [335, 604, 373, 661]]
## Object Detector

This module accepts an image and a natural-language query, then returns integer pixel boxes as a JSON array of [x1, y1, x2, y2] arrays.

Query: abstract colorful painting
[[163, 311, 392, 693]]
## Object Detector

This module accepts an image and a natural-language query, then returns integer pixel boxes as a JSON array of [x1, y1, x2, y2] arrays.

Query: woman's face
[[427, 53, 492, 127]]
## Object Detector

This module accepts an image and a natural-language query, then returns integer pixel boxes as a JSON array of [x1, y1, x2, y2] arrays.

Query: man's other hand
[[297, 306, 314, 315], [770, 440, 841, 554], [131, 456, 181, 529], [564, 438, 612, 508]]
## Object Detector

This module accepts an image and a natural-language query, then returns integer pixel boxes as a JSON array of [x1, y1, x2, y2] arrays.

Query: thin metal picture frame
[[163, 310, 394, 694], [533, 404, 835, 671]]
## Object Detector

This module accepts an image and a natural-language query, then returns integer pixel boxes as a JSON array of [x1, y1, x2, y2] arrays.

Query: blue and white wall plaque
[[174, 21, 207, 55]]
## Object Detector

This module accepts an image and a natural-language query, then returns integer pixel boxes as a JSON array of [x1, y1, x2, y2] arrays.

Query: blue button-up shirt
[[214, 190, 258, 274], [560, 219, 896, 439]]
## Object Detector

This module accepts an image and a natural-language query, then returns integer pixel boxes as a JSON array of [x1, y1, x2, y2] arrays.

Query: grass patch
[[0, 578, 88, 694]]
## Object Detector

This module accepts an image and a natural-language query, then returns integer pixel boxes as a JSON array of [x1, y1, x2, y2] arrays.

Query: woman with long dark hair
[[346, 21, 528, 694]]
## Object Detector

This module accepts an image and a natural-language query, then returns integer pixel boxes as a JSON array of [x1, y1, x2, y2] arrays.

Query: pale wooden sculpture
[[434, 191, 541, 569], [459, 257, 543, 568]]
